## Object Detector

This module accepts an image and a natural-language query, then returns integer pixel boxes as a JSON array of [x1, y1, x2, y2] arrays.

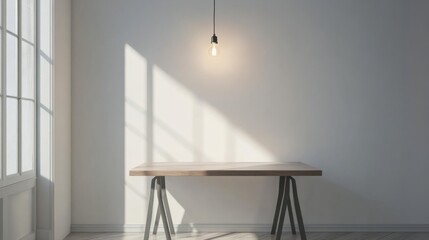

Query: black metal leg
[[160, 177, 175, 234], [156, 177, 171, 240], [271, 176, 285, 234], [144, 177, 158, 240], [153, 206, 160, 234], [275, 177, 291, 240], [287, 195, 296, 235], [290, 177, 307, 240], [153, 177, 175, 235]]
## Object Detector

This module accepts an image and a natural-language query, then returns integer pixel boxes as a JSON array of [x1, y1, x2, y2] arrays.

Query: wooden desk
[[130, 162, 322, 240]]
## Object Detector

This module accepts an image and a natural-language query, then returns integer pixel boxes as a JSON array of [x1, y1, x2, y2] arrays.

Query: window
[[1, 0, 36, 186]]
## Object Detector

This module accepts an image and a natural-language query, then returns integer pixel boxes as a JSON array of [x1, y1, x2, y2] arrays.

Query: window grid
[[0, 0, 36, 187]]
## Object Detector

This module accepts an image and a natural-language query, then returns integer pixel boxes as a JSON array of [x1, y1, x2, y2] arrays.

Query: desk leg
[[274, 176, 303, 240], [152, 207, 160, 234], [156, 176, 171, 240], [275, 177, 291, 240], [144, 177, 158, 240], [160, 177, 175, 234], [271, 176, 285, 234], [152, 177, 175, 235], [287, 195, 297, 235], [291, 177, 307, 240], [272, 176, 296, 237]]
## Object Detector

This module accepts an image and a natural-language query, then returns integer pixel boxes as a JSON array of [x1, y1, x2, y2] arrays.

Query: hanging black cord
[[213, 0, 216, 35], [210, 0, 218, 44]]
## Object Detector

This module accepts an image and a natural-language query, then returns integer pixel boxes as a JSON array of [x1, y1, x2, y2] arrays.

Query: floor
[[65, 232, 429, 240]]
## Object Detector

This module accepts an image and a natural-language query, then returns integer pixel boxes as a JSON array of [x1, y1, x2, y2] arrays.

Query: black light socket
[[211, 34, 218, 44]]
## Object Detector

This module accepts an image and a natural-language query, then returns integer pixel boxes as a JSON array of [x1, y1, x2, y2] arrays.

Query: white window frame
[[0, 0, 37, 188]]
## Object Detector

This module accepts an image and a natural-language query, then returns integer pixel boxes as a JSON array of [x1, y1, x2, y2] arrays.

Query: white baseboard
[[71, 224, 429, 233]]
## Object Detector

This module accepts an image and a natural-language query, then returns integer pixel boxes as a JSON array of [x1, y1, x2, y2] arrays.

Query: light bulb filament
[[210, 43, 218, 57]]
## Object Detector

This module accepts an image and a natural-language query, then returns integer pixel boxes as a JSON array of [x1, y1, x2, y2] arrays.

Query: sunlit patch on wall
[[152, 65, 274, 163], [124, 44, 274, 224], [124, 44, 148, 223]]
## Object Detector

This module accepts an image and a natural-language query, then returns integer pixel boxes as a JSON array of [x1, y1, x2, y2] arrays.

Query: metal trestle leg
[[144, 177, 158, 240], [144, 176, 174, 240], [272, 176, 305, 240], [291, 177, 307, 240], [271, 176, 285, 234]]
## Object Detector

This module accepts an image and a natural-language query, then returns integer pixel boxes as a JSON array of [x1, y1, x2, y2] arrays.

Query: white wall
[[54, 0, 72, 238], [71, 0, 429, 231]]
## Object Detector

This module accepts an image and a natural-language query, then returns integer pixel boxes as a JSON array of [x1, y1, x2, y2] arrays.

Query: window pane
[[22, 41, 35, 99], [7, 34, 18, 96], [22, 0, 35, 42], [21, 100, 35, 172], [7, 98, 19, 176], [7, 0, 18, 34], [40, 0, 51, 57], [40, 56, 51, 108]]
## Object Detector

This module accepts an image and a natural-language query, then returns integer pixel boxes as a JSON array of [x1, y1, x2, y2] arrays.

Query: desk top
[[129, 162, 322, 177]]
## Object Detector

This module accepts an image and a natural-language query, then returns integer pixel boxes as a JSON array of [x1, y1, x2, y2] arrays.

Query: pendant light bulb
[[209, 42, 218, 57], [209, 34, 219, 57], [209, 0, 219, 57]]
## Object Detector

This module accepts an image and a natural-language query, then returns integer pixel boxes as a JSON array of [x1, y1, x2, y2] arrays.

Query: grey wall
[[71, 0, 429, 229]]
